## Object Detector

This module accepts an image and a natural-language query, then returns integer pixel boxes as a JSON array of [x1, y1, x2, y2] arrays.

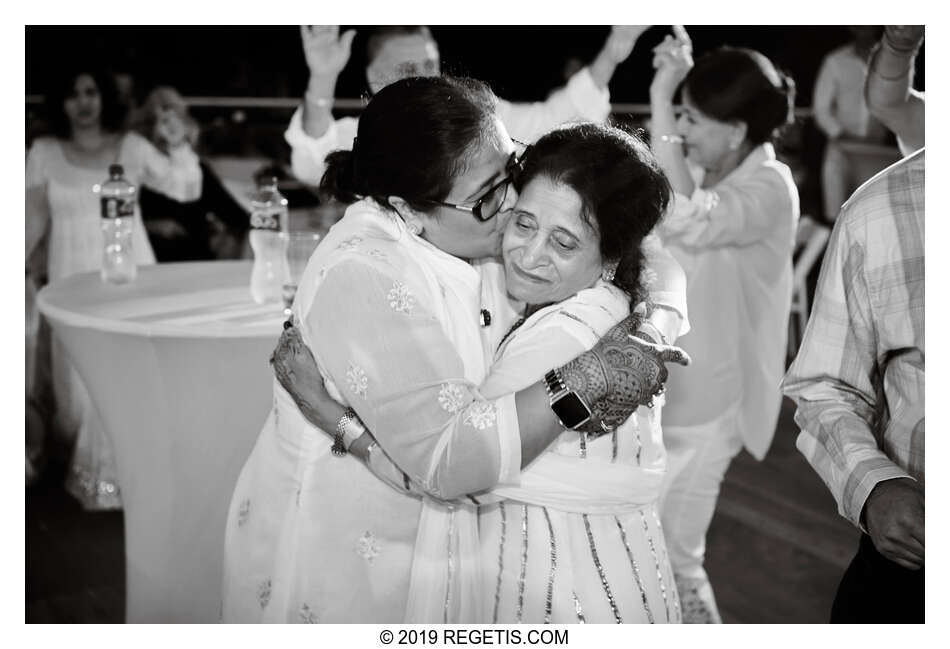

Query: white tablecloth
[[37, 261, 286, 622]]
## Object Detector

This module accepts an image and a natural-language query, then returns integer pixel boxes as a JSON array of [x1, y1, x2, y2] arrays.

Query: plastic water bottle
[[249, 177, 289, 304], [98, 164, 137, 284]]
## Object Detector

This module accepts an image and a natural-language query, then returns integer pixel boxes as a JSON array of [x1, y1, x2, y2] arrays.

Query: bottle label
[[101, 196, 135, 219], [250, 211, 282, 232]]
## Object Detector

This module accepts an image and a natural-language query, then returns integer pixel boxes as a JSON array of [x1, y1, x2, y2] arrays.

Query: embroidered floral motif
[[346, 363, 368, 399], [463, 401, 497, 430], [298, 603, 318, 623], [387, 281, 416, 314], [357, 531, 381, 564], [338, 236, 363, 251], [366, 248, 387, 259], [438, 383, 466, 413], [237, 499, 251, 527], [641, 267, 658, 287], [258, 578, 272, 609]]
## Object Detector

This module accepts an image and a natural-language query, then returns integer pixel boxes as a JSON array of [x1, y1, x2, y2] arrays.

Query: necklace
[[498, 317, 526, 350]]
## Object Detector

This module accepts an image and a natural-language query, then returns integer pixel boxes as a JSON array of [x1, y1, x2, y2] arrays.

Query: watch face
[[551, 392, 592, 429]]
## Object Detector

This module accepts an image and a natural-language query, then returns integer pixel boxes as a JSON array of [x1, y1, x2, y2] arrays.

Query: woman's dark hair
[[683, 46, 796, 145], [45, 65, 127, 139], [515, 123, 671, 305], [320, 75, 499, 211]]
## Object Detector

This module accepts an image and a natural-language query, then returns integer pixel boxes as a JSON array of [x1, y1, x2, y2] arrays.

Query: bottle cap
[[109, 164, 124, 177]]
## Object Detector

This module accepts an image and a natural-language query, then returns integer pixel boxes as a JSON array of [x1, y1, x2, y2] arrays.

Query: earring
[[601, 263, 617, 283], [406, 220, 423, 236]]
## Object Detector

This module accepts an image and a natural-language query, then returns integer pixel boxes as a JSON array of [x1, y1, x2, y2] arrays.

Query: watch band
[[543, 368, 568, 399], [543, 368, 593, 430]]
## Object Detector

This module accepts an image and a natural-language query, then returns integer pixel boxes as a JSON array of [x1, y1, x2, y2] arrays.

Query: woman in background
[[648, 29, 800, 622], [26, 64, 201, 508], [134, 86, 249, 261]]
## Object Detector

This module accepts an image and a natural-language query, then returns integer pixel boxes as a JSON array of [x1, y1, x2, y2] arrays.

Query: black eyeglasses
[[423, 140, 532, 222]]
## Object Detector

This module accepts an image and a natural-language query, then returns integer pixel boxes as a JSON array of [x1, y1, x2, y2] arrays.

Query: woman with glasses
[[222, 77, 688, 623], [274, 123, 689, 623]]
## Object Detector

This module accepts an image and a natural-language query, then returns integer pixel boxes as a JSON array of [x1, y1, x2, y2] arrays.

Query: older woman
[[648, 29, 800, 622], [26, 64, 201, 508], [221, 77, 686, 623], [268, 123, 691, 623]]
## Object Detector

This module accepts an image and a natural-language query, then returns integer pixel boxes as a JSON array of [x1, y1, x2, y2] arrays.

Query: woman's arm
[[812, 56, 843, 139], [26, 145, 51, 263], [865, 26, 925, 151], [659, 166, 797, 250], [300, 260, 566, 499], [649, 28, 696, 197], [278, 261, 687, 499]]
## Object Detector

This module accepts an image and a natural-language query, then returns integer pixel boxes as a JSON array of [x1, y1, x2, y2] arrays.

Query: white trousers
[[659, 412, 744, 623]]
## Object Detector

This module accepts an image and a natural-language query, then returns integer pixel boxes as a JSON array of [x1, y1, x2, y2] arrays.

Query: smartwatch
[[543, 368, 593, 430]]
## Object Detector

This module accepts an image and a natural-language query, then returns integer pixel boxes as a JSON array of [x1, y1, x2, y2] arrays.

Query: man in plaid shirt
[[783, 145, 924, 622]]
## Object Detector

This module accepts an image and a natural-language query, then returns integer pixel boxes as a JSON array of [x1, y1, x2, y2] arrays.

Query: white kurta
[[221, 199, 522, 623], [658, 143, 799, 459], [478, 276, 687, 624], [354, 238, 690, 624], [285, 68, 611, 184]]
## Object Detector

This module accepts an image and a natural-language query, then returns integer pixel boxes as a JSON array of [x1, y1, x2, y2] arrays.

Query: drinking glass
[[280, 231, 322, 315]]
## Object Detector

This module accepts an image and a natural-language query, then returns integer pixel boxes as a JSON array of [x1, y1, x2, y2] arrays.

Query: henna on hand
[[555, 312, 691, 432]]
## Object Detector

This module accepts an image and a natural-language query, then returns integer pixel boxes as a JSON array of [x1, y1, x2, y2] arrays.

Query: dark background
[[25, 25, 925, 219], [25, 25, 924, 105]]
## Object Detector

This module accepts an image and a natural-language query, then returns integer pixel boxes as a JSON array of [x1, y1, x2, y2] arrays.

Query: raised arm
[[285, 26, 358, 184], [865, 25, 925, 152], [588, 26, 649, 90], [649, 26, 696, 197], [298, 25, 356, 141], [496, 26, 647, 143]]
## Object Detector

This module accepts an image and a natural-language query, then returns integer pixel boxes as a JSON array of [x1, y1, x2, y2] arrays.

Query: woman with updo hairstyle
[[222, 76, 689, 623], [648, 30, 800, 623]]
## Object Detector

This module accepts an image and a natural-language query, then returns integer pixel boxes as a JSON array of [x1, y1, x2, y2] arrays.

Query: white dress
[[477, 275, 686, 624], [222, 199, 523, 622], [26, 133, 201, 509]]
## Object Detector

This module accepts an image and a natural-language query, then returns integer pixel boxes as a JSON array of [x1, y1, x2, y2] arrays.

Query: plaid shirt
[[783, 149, 924, 530]]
